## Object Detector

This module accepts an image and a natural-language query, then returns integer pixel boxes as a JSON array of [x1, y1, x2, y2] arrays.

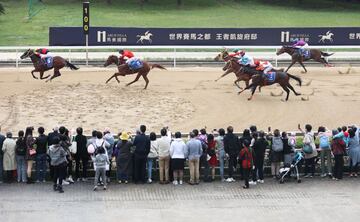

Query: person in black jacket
[[251, 131, 268, 184], [35, 127, 48, 182], [282, 131, 294, 167], [47, 126, 59, 179], [224, 126, 240, 182], [75, 127, 88, 181], [133, 125, 150, 184], [0, 128, 5, 183]]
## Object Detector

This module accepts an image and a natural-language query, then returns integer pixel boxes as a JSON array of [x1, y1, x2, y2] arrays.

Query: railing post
[[68, 49, 71, 63], [15, 49, 19, 68], [326, 48, 329, 63], [275, 48, 278, 67], [173, 48, 176, 68]]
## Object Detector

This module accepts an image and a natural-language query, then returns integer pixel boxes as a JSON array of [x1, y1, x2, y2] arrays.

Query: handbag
[[29, 148, 37, 156], [69, 136, 77, 154], [303, 144, 313, 154]]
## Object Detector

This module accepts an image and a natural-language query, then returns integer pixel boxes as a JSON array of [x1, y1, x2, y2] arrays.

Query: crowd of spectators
[[0, 124, 359, 192]]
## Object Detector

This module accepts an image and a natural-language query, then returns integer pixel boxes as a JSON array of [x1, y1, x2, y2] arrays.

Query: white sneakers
[[173, 180, 183, 185], [257, 179, 264, 184], [226, 177, 235, 183], [249, 181, 257, 185], [147, 178, 152, 184]]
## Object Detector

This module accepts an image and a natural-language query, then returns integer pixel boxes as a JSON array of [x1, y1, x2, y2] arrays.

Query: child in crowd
[[93, 147, 110, 191]]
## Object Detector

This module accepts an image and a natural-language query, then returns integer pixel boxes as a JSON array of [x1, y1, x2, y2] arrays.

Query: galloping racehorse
[[103, 55, 166, 89], [276, 46, 333, 73], [20, 49, 79, 81], [238, 67, 302, 101]]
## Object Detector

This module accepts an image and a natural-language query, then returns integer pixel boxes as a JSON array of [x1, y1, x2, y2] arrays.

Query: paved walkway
[[1, 178, 360, 222]]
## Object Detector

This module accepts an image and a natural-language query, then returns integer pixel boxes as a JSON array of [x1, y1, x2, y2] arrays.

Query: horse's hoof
[[296, 93, 301, 96], [247, 97, 252, 101], [301, 71, 307, 74]]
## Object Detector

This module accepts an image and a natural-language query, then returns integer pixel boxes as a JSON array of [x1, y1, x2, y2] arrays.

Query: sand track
[[0, 66, 359, 134]]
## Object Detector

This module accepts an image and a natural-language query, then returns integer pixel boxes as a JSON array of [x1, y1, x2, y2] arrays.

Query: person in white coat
[[2, 132, 17, 183]]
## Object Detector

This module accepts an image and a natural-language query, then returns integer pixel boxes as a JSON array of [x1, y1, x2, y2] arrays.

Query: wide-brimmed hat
[[120, 131, 130, 141]]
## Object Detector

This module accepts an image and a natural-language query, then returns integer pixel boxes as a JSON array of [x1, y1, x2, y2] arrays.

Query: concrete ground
[[1, 178, 360, 222]]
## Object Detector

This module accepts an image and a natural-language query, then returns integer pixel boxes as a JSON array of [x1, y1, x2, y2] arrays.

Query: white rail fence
[[0, 45, 359, 68]]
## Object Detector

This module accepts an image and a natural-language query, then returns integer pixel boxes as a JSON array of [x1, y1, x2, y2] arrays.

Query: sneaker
[[249, 181, 257, 185], [179, 180, 183, 185], [147, 178, 152, 184], [93, 186, 98, 191], [68, 177, 74, 184], [321, 174, 327, 178], [42, 180, 46, 183], [243, 186, 249, 189], [36, 180, 40, 183], [231, 178, 236, 182], [103, 186, 107, 190], [173, 180, 178, 185], [304, 174, 309, 178], [258, 180, 264, 184], [225, 178, 232, 182], [124, 180, 128, 184], [62, 180, 70, 185], [118, 180, 122, 184]]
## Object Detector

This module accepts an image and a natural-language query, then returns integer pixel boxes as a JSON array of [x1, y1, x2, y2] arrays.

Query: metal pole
[[68, 49, 71, 63], [15, 49, 19, 68], [275, 48, 278, 67], [173, 48, 176, 68], [86, 34, 89, 66]]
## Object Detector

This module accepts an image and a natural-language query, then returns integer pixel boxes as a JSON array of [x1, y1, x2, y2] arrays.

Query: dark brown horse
[[276, 46, 333, 73], [103, 55, 166, 89], [20, 49, 79, 82], [238, 68, 302, 101]]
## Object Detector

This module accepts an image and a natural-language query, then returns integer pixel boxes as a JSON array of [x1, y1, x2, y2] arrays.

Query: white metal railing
[[1, 45, 360, 68]]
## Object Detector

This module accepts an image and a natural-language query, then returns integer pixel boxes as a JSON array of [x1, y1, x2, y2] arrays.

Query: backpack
[[16, 138, 27, 156], [319, 135, 330, 149], [272, 137, 283, 152]]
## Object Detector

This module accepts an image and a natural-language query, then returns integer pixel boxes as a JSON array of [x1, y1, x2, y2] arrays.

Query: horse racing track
[[0, 66, 359, 133]]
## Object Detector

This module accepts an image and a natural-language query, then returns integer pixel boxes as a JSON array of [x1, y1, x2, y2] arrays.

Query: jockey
[[255, 60, 273, 74], [34, 48, 50, 59], [237, 50, 255, 67], [255, 60, 274, 82], [292, 39, 309, 55], [119, 49, 134, 64], [229, 48, 242, 58]]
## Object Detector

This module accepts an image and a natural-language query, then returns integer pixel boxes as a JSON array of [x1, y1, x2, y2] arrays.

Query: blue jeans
[[218, 150, 225, 180], [147, 158, 156, 180], [36, 153, 47, 181], [0, 156, 3, 182], [16, 155, 27, 182]]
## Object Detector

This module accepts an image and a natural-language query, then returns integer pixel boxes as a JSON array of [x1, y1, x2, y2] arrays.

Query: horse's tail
[[65, 61, 79, 70], [321, 51, 334, 57], [151, 64, 167, 70], [287, 73, 302, 87]]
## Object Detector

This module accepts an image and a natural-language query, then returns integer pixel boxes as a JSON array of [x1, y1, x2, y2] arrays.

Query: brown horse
[[20, 49, 79, 82], [238, 67, 302, 101], [276, 46, 333, 73], [103, 55, 166, 89]]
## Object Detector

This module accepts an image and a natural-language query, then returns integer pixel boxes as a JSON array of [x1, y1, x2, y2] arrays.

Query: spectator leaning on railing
[[186, 131, 202, 185], [224, 126, 240, 183], [157, 128, 171, 184]]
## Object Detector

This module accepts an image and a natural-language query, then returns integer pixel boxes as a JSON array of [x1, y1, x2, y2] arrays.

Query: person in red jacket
[[118, 49, 134, 65], [239, 139, 253, 189]]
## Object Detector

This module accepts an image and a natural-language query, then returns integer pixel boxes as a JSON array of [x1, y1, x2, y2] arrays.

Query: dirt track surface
[[0, 66, 359, 134]]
